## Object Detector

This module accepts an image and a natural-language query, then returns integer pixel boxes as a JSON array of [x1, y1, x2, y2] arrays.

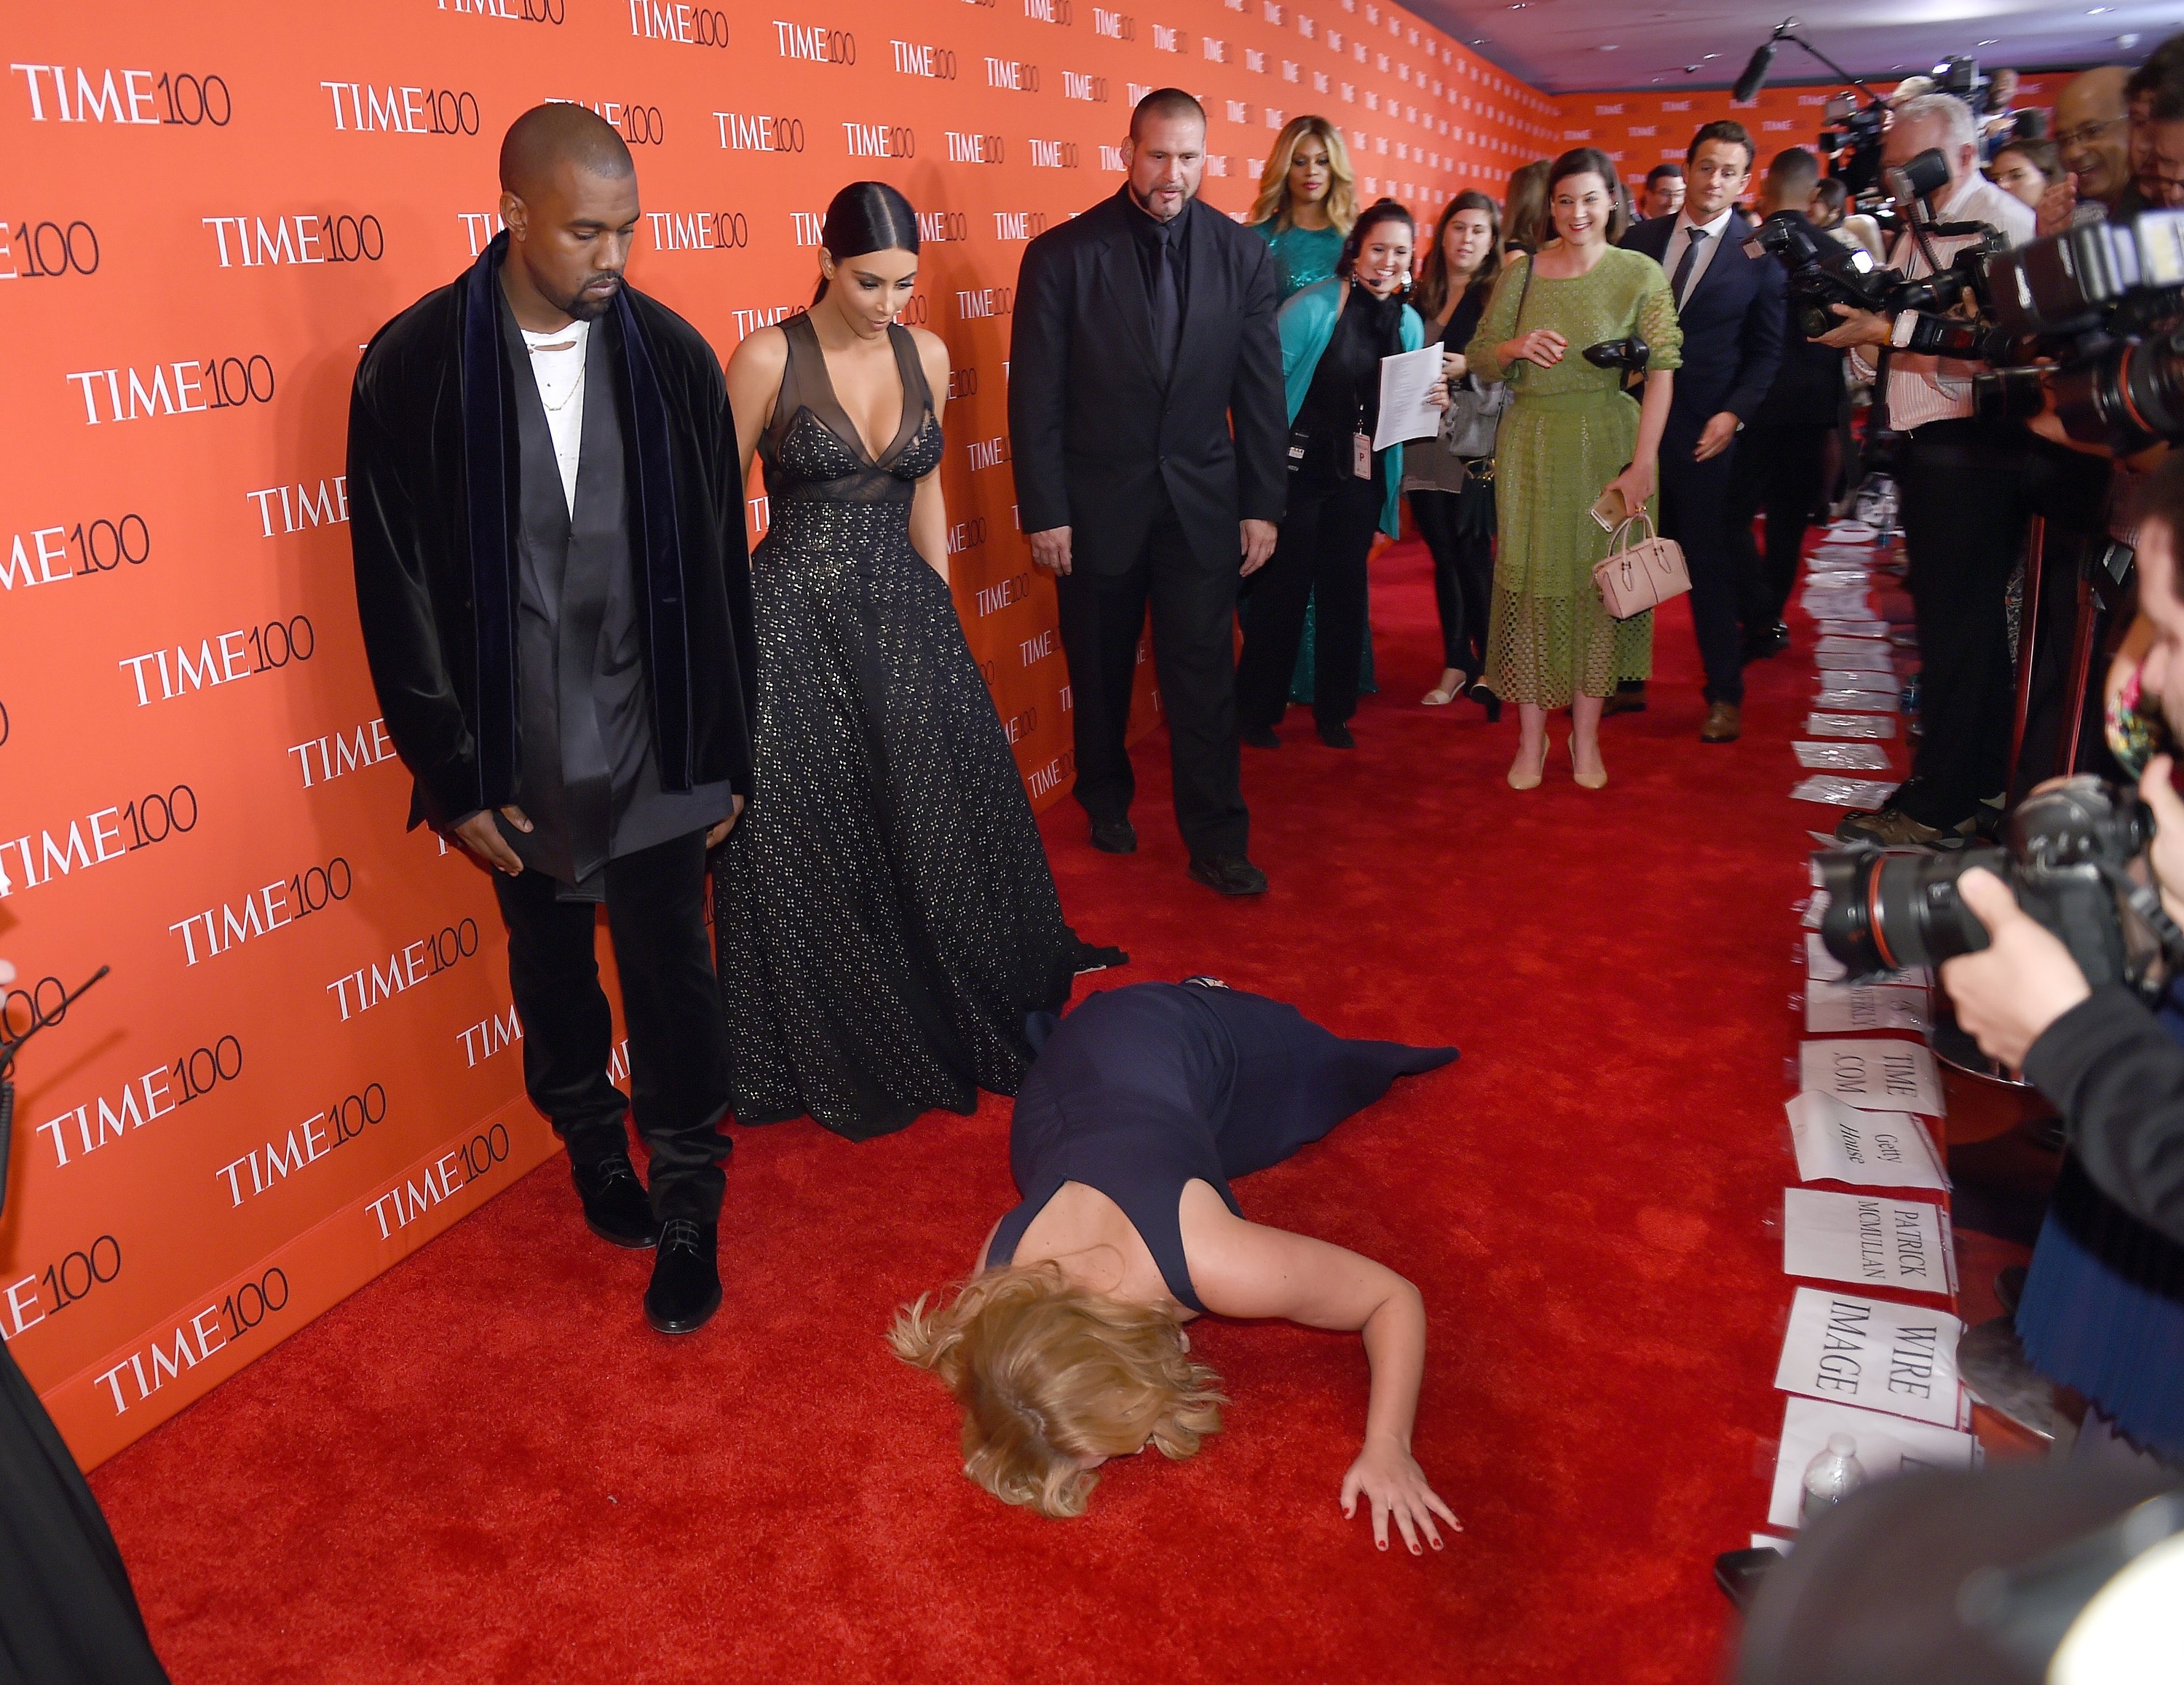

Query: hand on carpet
[[1341, 1439, 1460, 1556]]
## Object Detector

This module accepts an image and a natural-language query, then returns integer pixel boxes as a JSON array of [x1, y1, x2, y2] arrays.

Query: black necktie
[[1669, 225, 1708, 306], [1149, 218, 1181, 380]]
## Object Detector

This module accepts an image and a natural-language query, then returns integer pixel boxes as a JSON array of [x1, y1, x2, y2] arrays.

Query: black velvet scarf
[[458, 233, 697, 794]]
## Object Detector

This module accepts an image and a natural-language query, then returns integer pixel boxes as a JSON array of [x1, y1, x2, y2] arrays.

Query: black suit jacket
[[1621, 210, 1785, 438], [1009, 189, 1287, 574], [347, 239, 756, 829]]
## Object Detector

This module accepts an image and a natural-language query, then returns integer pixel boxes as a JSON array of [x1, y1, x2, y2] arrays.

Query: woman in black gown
[[891, 980, 1461, 1553], [716, 183, 1120, 1141]]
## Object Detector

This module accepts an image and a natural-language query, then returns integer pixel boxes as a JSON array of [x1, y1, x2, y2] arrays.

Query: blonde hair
[[889, 1261, 1227, 1518], [1249, 115, 1358, 234]]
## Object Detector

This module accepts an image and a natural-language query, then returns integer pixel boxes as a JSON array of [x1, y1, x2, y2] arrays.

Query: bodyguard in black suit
[[1010, 89, 1287, 895], [1621, 121, 1784, 742]]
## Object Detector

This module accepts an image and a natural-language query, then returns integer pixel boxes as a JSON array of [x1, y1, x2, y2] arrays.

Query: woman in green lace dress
[[1465, 148, 1680, 790]]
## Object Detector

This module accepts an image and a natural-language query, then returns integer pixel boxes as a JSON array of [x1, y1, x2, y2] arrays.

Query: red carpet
[[90, 540, 1832, 1684]]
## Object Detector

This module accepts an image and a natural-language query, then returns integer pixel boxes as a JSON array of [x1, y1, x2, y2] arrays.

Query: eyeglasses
[[2054, 115, 2126, 150]]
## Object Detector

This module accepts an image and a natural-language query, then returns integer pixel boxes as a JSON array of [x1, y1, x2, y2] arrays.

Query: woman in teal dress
[[1247, 115, 1373, 703], [1465, 148, 1680, 791]]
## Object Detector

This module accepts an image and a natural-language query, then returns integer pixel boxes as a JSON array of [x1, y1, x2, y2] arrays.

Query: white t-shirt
[[521, 320, 589, 513]]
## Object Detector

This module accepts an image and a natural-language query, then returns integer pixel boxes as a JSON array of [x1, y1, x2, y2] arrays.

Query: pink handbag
[[1592, 511, 1690, 620]]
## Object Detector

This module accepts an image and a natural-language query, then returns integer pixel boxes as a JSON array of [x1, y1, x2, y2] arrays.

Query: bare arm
[[723, 327, 787, 488], [908, 330, 950, 580], [1607, 368, 1674, 512], [1184, 1185, 1458, 1554]]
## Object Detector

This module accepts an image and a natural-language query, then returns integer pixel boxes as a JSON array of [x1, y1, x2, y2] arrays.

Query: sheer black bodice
[[715, 313, 1121, 1140]]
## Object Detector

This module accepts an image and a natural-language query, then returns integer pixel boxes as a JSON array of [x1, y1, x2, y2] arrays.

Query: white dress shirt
[[1851, 174, 2034, 432], [521, 319, 590, 513], [1661, 204, 1738, 306]]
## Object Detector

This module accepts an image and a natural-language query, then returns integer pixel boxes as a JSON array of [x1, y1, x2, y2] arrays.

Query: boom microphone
[[1733, 36, 1779, 103]]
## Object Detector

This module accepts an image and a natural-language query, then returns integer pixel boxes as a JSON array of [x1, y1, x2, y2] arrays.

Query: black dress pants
[[492, 827, 731, 1220], [1658, 422, 1745, 706], [1238, 472, 1382, 731], [1055, 491, 1249, 860], [1408, 484, 1494, 676], [1896, 419, 2035, 827], [1728, 421, 1832, 635]]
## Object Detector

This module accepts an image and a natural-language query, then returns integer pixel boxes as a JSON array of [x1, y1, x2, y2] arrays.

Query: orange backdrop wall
[[1, 0, 1556, 1467]]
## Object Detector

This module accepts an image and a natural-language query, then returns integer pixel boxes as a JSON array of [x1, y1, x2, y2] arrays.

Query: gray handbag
[[1438, 373, 1510, 459]]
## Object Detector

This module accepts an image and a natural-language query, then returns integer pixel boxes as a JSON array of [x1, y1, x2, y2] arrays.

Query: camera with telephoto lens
[[1816, 777, 2180, 999], [1971, 207, 2184, 450]]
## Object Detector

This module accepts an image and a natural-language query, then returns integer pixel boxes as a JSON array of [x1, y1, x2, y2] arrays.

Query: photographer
[[1942, 456, 2184, 1245], [1816, 93, 2036, 848]]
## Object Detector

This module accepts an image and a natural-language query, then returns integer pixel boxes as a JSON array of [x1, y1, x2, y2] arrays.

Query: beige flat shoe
[[1570, 739, 1607, 790], [1508, 738, 1548, 790]]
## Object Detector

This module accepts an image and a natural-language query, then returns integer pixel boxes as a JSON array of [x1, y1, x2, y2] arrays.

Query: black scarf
[[457, 234, 697, 793]]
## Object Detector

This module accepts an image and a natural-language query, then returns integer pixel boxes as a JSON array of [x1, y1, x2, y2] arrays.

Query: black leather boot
[[571, 1154, 657, 1249], [644, 1218, 721, 1335]]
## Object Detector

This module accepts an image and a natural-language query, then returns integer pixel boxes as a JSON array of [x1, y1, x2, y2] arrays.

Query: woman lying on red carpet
[[890, 980, 1462, 1553]]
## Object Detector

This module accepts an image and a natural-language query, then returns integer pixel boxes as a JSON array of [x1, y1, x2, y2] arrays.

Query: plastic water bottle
[[1800, 1433, 1868, 1525]]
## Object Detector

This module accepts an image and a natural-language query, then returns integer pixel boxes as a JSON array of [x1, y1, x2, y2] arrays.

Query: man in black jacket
[[1726, 148, 1846, 662], [1620, 120, 1785, 743], [1009, 89, 1287, 895], [347, 105, 756, 1334]]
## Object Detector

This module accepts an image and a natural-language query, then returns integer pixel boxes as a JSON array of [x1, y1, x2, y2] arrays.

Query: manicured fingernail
[[1377, 1539, 1388, 1551]]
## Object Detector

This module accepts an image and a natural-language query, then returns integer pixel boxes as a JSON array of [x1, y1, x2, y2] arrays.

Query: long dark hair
[[1335, 197, 1415, 284], [1414, 190, 1501, 319], [1503, 159, 1551, 255], [1546, 146, 1629, 243], [814, 181, 919, 304]]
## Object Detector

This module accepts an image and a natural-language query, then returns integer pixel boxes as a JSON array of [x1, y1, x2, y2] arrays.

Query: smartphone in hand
[[1588, 485, 1630, 531]]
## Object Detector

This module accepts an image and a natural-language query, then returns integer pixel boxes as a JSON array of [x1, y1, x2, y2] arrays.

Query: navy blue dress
[[987, 982, 1457, 1312]]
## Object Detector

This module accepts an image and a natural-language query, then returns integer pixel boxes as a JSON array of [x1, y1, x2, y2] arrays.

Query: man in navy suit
[[1620, 120, 1784, 743]]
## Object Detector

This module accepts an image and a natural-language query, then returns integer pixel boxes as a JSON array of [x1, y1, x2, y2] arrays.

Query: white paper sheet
[[1800, 1038, 1945, 1114], [1791, 775, 1901, 809], [1795, 741, 1893, 771], [1786, 1090, 1950, 1189], [1766, 1395, 1977, 1529], [1803, 590, 1875, 616], [1817, 668, 1898, 693], [1774, 1286, 1964, 1427], [1783, 1187, 1950, 1292], [1817, 619, 1890, 638], [1806, 571, 1872, 589], [1825, 520, 1878, 542], [1814, 689, 1899, 713], [1803, 889, 1829, 928], [1814, 635, 1888, 657], [1805, 713, 1897, 739], [1373, 344, 1449, 449], [1805, 977, 1930, 1034], [1821, 645, 1896, 673]]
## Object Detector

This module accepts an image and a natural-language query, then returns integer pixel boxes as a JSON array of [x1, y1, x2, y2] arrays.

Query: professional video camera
[[1971, 207, 2184, 451], [1815, 776, 2184, 999], [1742, 148, 2011, 346]]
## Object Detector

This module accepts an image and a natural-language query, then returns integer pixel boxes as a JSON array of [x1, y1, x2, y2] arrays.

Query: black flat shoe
[[1089, 817, 1137, 855], [644, 1218, 722, 1335], [1316, 721, 1356, 749], [572, 1154, 657, 1250], [1467, 681, 1503, 724], [1241, 723, 1281, 750], [1187, 855, 1269, 896]]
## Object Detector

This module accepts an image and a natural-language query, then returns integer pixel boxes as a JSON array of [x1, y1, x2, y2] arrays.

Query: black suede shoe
[[1089, 817, 1138, 855], [1241, 722, 1281, 750], [1187, 855, 1269, 896], [1316, 721, 1356, 748], [571, 1154, 657, 1250], [644, 1218, 721, 1335], [1602, 683, 1647, 717]]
